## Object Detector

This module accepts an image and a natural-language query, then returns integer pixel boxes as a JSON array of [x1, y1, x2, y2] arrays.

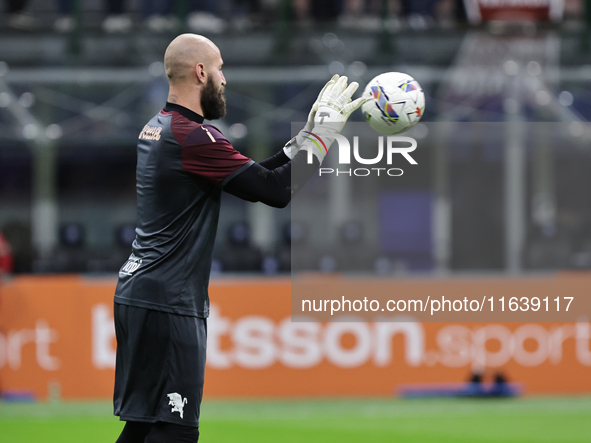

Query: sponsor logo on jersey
[[119, 255, 142, 277], [139, 125, 163, 141], [167, 392, 187, 419]]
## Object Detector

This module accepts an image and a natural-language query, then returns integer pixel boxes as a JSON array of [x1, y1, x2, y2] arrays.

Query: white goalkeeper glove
[[283, 74, 340, 159], [300, 75, 367, 164]]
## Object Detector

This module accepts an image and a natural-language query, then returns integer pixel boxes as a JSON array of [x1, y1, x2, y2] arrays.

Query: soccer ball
[[360, 72, 425, 135]]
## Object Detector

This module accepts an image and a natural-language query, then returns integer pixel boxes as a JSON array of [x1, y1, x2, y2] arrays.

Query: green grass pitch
[[1, 397, 590, 442]]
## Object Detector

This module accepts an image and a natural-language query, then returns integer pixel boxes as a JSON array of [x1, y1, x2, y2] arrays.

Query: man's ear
[[195, 63, 206, 84]]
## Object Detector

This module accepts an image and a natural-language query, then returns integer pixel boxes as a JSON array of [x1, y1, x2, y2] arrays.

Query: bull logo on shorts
[[167, 392, 188, 419]]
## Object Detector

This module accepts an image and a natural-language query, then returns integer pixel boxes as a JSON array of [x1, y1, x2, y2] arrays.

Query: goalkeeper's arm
[[224, 74, 366, 208], [224, 149, 318, 208]]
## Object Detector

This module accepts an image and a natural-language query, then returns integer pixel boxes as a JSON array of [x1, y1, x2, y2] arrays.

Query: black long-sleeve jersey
[[114, 102, 317, 317]]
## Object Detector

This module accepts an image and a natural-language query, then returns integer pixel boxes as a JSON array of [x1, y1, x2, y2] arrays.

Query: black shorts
[[113, 302, 207, 428]]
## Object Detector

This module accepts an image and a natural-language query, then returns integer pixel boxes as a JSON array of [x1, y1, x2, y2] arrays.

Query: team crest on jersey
[[167, 392, 187, 419], [139, 125, 162, 141]]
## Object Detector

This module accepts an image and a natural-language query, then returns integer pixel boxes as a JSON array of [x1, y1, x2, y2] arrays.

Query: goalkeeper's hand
[[301, 76, 366, 164], [283, 74, 339, 159]]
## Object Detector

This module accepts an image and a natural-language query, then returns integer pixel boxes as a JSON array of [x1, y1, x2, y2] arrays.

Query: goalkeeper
[[112, 33, 365, 443]]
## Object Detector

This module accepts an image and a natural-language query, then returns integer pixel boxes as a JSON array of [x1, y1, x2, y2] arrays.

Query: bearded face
[[201, 76, 226, 120]]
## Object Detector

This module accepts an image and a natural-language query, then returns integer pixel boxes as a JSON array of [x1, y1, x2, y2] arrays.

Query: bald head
[[164, 34, 221, 86]]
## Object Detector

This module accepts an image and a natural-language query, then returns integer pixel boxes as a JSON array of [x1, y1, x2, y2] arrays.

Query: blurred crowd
[[1, 0, 538, 34], [0, 219, 407, 276], [1, 0, 590, 277], [0, 230, 13, 276]]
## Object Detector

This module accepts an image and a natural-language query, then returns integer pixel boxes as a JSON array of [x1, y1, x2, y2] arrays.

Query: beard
[[201, 76, 226, 120]]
